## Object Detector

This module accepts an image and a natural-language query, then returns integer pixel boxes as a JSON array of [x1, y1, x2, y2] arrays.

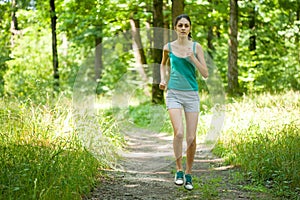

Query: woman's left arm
[[188, 43, 208, 78]]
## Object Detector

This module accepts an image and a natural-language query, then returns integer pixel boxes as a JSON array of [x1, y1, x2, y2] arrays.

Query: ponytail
[[188, 32, 192, 40]]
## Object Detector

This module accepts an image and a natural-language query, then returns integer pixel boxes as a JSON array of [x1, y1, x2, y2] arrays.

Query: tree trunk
[[207, 0, 216, 58], [171, 0, 184, 28], [146, 19, 153, 55], [207, 26, 215, 58], [227, 0, 239, 95], [297, 2, 300, 64], [249, 0, 256, 51], [163, 2, 171, 44], [50, 0, 59, 92], [95, 25, 103, 81], [152, 0, 164, 104], [130, 14, 148, 83], [10, 0, 19, 48]]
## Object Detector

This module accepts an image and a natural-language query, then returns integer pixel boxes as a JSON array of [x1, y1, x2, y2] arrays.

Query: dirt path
[[85, 128, 277, 200]]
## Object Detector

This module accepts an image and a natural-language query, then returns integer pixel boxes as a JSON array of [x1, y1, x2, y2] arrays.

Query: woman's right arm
[[159, 44, 170, 90]]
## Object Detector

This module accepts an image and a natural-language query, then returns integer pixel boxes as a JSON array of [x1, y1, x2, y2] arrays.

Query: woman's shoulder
[[163, 42, 174, 51], [192, 41, 201, 47], [163, 43, 169, 50], [193, 42, 204, 52], [164, 40, 184, 52]]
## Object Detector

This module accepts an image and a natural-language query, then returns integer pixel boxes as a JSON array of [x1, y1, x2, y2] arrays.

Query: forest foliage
[[0, 0, 299, 101], [0, 0, 299, 199]]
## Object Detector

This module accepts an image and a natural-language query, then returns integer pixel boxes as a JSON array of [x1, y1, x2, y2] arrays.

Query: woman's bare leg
[[184, 112, 199, 174], [168, 109, 184, 171]]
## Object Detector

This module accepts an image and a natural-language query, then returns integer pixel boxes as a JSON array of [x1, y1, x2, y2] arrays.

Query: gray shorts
[[166, 89, 200, 112]]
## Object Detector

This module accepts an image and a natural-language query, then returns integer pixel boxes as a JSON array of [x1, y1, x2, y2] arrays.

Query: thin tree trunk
[[95, 25, 103, 81], [207, 0, 216, 58], [50, 0, 59, 92], [152, 0, 164, 104], [171, 0, 184, 28], [228, 0, 239, 95], [146, 20, 153, 56], [297, 2, 300, 43], [10, 0, 19, 48], [130, 14, 148, 83], [249, 0, 256, 52], [207, 26, 215, 58], [297, 2, 300, 64], [163, 2, 171, 44]]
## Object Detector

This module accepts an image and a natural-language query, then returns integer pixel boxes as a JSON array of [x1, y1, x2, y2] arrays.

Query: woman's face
[[175, 18, 191, 38]]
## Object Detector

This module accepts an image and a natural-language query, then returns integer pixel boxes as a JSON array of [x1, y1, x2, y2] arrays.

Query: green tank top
[[167, 42, 198, 91]]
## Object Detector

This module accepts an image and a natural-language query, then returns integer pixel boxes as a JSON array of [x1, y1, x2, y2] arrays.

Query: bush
[[214, 91, 300, 198], [0, 97, 124, 199]]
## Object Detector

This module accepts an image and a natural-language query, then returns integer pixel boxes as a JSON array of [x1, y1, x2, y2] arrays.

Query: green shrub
[[0, 97, 124, 199], [214, 91, 300, 198]]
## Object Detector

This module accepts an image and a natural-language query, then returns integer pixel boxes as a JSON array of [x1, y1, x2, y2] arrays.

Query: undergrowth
[[124, 90, 300, 198], [0, 97, 124, 200], [213, 91, 300, 198]]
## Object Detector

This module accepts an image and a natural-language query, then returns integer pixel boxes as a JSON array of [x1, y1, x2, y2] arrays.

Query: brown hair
[[174, 14, 192, 39]]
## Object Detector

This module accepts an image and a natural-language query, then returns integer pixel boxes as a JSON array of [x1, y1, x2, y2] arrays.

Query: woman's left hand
[[186, 48, 196, 62]]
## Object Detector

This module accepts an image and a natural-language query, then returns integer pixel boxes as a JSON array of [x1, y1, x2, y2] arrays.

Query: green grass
[[127, 102, 169, 132], [124, 91, 300, 198], [177, 175, 221, 199], [0, 97, 125, 200], [214, 91, 300, 198], [100, 90, 300, 198]]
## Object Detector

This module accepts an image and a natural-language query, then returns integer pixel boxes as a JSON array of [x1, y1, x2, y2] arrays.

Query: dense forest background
[[0, 0, 299, 101], [0, 0, 299, 199]]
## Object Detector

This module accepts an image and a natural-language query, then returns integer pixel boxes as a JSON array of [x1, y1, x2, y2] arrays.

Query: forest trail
[[85, 128, 277, 200]]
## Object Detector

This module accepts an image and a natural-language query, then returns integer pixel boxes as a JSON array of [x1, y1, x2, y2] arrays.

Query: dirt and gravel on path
[[84, 128, 278, 200]]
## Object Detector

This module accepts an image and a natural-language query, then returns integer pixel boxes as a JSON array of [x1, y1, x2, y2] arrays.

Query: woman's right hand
[[159, 81, 166, 90]]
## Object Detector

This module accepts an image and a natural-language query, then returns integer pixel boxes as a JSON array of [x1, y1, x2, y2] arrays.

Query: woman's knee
[[186, 136, 196, 147], [174, 131, 184, 140]]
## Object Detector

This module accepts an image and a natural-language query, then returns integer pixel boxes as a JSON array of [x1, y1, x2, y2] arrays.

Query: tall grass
[[0, 96, 124, 200], [97, 91, 300, 197], [214, 91, 300, 197]]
